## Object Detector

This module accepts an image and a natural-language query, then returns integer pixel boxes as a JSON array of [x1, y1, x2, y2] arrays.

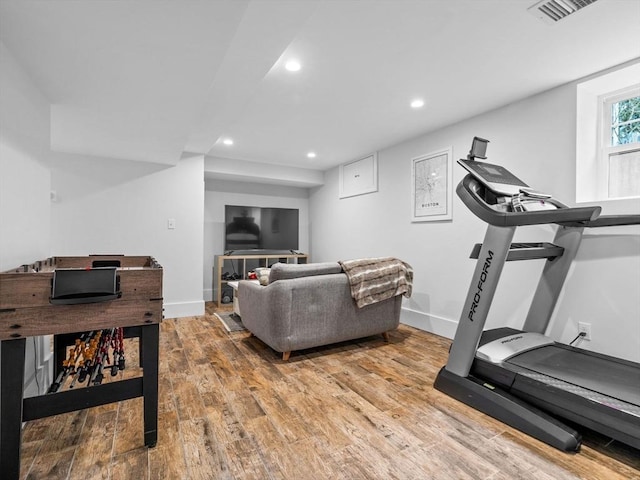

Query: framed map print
[[411, 147, 453, 222]]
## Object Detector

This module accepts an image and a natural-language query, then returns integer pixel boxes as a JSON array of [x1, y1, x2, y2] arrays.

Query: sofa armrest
[[238, 280, 293, 346], [237, 280, 270, 320]]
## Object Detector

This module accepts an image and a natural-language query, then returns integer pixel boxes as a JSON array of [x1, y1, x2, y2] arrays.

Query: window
[[576, 63, 640, 204], [601, 87, 640, 199]]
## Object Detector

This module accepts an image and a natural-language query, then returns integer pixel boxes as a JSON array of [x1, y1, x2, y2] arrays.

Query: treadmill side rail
[[434, 367, 582, 452], [513, 373, 640, 450]]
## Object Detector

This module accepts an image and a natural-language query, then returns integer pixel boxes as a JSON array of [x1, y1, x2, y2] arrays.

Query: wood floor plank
[[335, 442, 419, 479], [162, 346, 190, 377], [205, 402, 251, 446], [249, 387, 310, 443], [35, 409, 87, 457], [112, 397, 144, 456], [179, 417, 230, 480], [20, 416, 59, 479], [170, 372, 208, 421], [149, 444, 188, 480], [354, 354, 421, 388], [148, 410, 188, 480], [156, 409, 182, 447], [157, 373, 176, 414], [331, 368, 406, 412], [337, 389, 431, 451], [19, 439, 44, 480], [25, 447, 76, 480], [242, 415, 304, 479], [17, 310, 640, 480], [502, 430, 640, 480], [221, 438, 272, 480], [225, 387, 267, 424], [189, 363, 227, 408], [285, 390, 354, 450], [328, 443, 385, 480], [419, 437, 500, 480], [206, 342, 249, 392], [279, 436, 338, 479], [109, 447, 148, 480], [67, 409, 117, 480]]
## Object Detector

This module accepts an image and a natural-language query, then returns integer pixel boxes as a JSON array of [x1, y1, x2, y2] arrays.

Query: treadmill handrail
[[457, 175, 602, 227], [580, 214, 640, 228]]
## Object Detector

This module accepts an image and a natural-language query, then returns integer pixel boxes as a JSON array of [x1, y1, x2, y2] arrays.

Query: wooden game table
[[0, 255, 163, 480]]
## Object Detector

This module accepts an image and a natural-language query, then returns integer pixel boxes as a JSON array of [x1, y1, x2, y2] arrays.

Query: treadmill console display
[[458, 159, 528, 196]]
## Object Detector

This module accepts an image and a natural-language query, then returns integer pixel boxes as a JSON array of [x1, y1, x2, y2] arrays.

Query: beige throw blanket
[[339, 257, 413, 308]]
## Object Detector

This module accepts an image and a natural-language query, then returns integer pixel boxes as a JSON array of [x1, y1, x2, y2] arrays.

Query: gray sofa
[[238, 262, 402, 360]]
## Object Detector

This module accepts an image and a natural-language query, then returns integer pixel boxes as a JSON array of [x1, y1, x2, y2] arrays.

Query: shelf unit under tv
[[214, 252, 308, 307]]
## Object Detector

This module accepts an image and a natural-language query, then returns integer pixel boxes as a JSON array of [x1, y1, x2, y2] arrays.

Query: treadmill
[[434, 138, 640, 452]]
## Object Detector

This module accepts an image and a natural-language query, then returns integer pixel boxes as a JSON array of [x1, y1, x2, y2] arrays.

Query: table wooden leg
[[141, 323, 159, 448], [0, 338, 26, 480]]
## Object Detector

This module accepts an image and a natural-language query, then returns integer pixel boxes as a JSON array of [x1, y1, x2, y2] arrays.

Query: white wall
[[204, 179, 310, 301], [2, 39, 207, 406], [205, 156, 324, 187], [310, 67, 640, 362], [0, 42, 51, 271], [0, 41, 54, 397], [50, 153, 205, 319]]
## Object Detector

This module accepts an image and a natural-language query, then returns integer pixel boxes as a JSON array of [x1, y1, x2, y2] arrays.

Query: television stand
[[214, 252, 308, 307], [224, 249, 303, 256]]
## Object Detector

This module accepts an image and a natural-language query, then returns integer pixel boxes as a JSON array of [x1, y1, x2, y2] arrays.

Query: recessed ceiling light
[[285, 60, 301, 72], [307, 152, 316, 159], [411, 99, 425, 109], [222, 138, 233, 146]]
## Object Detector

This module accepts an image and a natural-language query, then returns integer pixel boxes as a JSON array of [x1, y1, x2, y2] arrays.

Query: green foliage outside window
[[611, 96, 640, 146]]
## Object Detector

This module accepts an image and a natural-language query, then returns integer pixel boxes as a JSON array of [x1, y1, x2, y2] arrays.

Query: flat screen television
[[224, 205, 299, 252]]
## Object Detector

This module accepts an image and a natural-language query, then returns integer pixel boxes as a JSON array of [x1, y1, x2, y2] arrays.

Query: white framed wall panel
[[339, 153, 378, 198]]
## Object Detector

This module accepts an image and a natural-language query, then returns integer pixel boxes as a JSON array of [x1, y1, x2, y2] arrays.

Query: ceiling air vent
[[528, 0, 599, 24]]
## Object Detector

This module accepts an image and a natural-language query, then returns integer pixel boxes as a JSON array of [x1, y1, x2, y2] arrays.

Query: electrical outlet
[[578, 322, 591, 341], [167, 218, 176, 230]]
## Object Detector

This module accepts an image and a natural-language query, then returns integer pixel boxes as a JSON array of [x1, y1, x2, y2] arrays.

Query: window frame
[[576, 63, 640, 210], [598, 85, 640, 200]]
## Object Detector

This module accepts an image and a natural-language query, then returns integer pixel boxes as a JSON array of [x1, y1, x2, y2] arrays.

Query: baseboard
[[400, 307, 458, 339], [163, 300, 205, 319]]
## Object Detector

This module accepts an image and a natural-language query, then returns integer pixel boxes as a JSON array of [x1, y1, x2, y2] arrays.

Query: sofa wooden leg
[[382, 332, 390, 342], [282, 351, 291, 361]]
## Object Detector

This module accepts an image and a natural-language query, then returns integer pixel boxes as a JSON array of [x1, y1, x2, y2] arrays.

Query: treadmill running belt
[[510, 346, 640, 406]]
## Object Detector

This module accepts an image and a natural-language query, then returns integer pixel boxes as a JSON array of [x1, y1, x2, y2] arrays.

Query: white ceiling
[[1, 0, 639, 174]]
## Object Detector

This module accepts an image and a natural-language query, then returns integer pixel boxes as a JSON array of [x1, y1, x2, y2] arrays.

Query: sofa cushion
[[269, 262, 342, 282]]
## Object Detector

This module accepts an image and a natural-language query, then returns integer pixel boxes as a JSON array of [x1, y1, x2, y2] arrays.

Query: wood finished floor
[[19, 305, 640, 480]]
